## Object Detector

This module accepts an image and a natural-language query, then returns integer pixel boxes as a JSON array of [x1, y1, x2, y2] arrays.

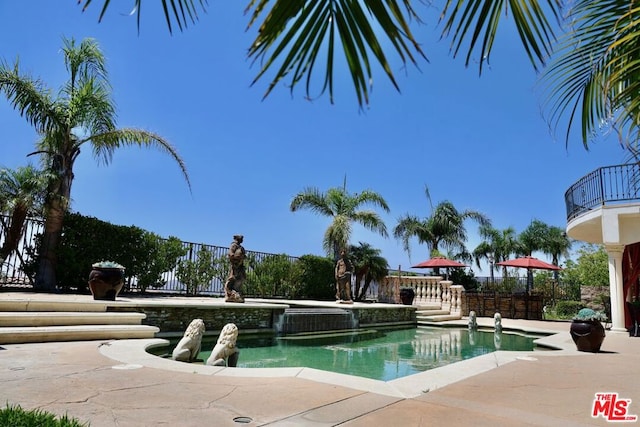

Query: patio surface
[[1, 292, 639, 426]]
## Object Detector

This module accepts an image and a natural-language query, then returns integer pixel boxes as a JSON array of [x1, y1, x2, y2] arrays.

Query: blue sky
[[0, 2, 627, 274]]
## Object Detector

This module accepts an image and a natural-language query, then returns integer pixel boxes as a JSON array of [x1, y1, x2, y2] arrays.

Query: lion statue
[[468, 311, 478, 330], [206, 323, 240, 367], [494, 312, 502, 332], [172, 318, 206, 362]]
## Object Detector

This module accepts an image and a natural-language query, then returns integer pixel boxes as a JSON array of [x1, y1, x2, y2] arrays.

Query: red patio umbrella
[[496, 256, 561, 292], [496, 256, 561, 271], [412, 257, 467, 279], [412, 257, 468, 269]]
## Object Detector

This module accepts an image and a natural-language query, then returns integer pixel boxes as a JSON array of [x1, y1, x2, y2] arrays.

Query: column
[[605, 244, 626, 332]]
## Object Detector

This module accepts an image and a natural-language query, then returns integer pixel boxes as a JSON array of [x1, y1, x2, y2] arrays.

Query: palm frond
[[79, 0, 209, 34], [440, 0, 561, 74], [246, 0, 426, 106], [0, 61, 62, 134], [540, 0, 640, 149], [84, 128, 191, 191]]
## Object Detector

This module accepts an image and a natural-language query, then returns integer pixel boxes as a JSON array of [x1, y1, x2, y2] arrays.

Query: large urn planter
[[88, 261, 125, 301], [399, 288, 415, 305], [570, 308, 606, 353]]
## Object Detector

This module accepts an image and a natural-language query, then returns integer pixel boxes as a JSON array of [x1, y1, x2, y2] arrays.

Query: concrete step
[[417, 314, 463, 323], [0, 324, 159, 344], [0, 312, 146, 327], [0, 300, 107, 313], [416, 310, 450, 317], [414, 303, 441, 310]]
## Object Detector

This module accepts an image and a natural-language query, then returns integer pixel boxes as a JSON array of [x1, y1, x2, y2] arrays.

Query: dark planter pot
[[88, 267, 125, 301], [570, 320, 605, 352], [399, 288, 415, 305]]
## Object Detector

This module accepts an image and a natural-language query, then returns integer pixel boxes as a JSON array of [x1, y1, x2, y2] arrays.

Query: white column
[[605, 244, 626, 332]]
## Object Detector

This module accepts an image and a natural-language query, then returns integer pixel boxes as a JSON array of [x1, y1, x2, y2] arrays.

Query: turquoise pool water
[[180, 327, 543, 381]]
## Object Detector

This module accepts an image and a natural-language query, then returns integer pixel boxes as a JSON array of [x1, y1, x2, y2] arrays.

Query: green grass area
[[0, 403, 88, 427]]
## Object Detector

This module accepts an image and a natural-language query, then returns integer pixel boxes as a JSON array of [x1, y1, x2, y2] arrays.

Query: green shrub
[[245, 254, 302, 298], [176, 245, 217, 296], [296, 254, 335, 300], [0, 403, 88, 426], [22, 212, 187, 293], [554, 300, 584, 318], [135, 235, 187, 292]]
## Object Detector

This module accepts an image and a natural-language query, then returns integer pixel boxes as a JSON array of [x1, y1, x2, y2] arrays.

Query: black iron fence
[[1, 215, 576, 302], [0, 215, 300, 296], [565, 163, 640, 221]]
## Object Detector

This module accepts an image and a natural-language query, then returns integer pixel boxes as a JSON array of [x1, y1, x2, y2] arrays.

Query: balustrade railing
[[379, 275, 464, 315]]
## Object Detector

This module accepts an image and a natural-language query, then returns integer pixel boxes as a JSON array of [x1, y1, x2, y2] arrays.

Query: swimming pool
[[156, 326, 547, 381]]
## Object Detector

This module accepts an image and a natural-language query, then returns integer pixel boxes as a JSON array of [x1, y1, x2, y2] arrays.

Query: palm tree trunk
[[0, 208, 27, 262], [34, 171, 72, 292], [34, 203, 64, 291]]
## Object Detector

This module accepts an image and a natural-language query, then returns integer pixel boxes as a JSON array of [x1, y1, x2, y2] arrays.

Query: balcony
[[565, 164, 640, 245]]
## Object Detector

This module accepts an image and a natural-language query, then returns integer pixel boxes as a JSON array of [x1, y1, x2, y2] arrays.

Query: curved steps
[[0, 298, 158, 344]]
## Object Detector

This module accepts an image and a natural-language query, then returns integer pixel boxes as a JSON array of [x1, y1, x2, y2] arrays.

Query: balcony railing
[[565, 163, 640, 221]]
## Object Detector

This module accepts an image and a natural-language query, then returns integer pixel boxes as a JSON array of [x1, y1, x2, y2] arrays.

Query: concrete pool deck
[[1, 293, 640, 426]]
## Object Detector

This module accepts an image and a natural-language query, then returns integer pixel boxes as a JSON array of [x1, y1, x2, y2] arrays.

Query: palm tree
[[0, 165, 48, 267], [0, 37, 191, 291], [289, 178, 390, 259], [81, 1, 639, 150], [518, 219, 550, 286], [473, 224, 521, 281], [541, 225, 573, 281], [393, 186, 491, 273], [348, 242, 389, 301]]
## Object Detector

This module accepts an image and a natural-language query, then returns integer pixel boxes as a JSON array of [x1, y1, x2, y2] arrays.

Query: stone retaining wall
[[108, 304, 416, 334]]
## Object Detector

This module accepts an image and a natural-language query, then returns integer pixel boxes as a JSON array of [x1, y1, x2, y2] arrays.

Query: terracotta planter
[[88, 267, 125, 301], [570, 320, 605, 352]]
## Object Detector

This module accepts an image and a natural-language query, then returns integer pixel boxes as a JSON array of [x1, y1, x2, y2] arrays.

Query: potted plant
[[570, 308, 607, 352], [399, 287, 415, 305], [88, 261, 125, 301]]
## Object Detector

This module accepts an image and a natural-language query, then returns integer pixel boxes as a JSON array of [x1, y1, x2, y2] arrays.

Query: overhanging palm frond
[[84, 128, 192, 191], [80, 0, 209, 35], [540, 0, 640, 149], [440, 0, 561, 74], [245, 0, 426, 106]]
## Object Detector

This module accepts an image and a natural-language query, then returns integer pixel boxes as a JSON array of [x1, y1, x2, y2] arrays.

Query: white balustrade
[[379, 275, 465, 319]]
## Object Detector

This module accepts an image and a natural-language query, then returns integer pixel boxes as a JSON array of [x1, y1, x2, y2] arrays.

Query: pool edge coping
[[99, 327, 582, 399]]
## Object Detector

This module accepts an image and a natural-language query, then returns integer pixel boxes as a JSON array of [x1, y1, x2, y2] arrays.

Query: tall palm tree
[[393, 186, 491, 272], [518, 219, 550, 286], [0, 37, 191, 291], [348, 242, 389, 301], [289, 178, 390, 259], [473, 224, 521, 281], [0, 165, 48, 266], [81, 1, 639, 150], [541, 225, 573, 281]]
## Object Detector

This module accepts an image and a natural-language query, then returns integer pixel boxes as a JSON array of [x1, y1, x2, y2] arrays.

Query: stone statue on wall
[[224, 235, 246, 303], [334, 248, 354, 303], [172, 318, 205, 362], [206, 323, 240, 367]]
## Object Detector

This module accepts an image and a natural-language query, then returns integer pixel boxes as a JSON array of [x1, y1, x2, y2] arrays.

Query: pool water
[[185, 327, 542, 381]]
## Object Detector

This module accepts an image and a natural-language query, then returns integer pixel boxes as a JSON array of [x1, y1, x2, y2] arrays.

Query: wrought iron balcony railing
[[565, 163, 640, 221]]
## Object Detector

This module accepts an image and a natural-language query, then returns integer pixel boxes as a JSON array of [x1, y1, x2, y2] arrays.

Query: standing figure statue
[[224, 234, 246, 303], [335, 248, 354, 304]]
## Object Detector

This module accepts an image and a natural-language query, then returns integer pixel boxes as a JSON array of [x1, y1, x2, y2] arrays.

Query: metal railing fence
[[565, 163, 640, 221]]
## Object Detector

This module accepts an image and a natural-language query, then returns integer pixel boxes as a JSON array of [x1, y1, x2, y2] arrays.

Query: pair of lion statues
[[171, 319, 239, 367]]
